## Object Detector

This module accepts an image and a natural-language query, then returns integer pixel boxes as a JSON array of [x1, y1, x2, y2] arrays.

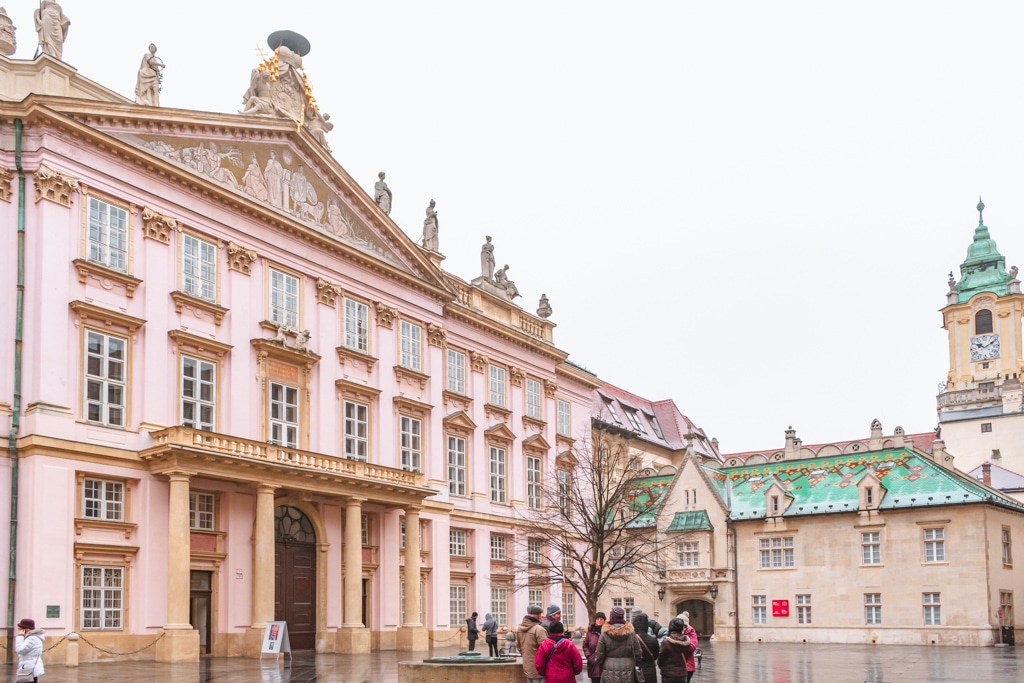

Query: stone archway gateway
[[275, 506, 317, 650], [675, 599, 714, 638]]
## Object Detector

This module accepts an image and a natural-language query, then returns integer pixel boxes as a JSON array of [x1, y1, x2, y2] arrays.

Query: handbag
[[633, 666, 645, 683], [16, 657, 38, 682]]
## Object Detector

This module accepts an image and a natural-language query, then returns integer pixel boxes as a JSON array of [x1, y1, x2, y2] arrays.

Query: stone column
[[156, 471, 200, 663], [337, 497, 370, 653], [397, 506, 429, 650], [244, 483, 278, 657]]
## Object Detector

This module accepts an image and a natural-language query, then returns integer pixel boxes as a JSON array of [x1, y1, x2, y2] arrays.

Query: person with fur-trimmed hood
[[593, 606, 642, 683], [657, 617, 695, 683], [516, 604, 549, 683]]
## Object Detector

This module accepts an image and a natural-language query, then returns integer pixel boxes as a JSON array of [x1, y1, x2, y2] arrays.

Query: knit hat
[[668, 618, 685, 634], [17, 618, 34, 630], [549, 620, 565, 634], [547, 604, 561, 618], [528, 605, 543, 615], [682, 614, 690, 627], [594, 611, 607, 621], [609, 606, 626, 625]]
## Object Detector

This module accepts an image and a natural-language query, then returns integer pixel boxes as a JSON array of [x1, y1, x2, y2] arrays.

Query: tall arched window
[[975, 309, 993, 335]]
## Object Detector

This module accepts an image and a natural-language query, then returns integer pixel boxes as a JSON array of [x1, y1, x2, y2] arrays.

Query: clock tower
[[937, 200, 1024, 472]]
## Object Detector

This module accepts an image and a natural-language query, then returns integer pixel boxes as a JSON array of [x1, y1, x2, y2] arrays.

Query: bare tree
[[514, 430, 667, 623]]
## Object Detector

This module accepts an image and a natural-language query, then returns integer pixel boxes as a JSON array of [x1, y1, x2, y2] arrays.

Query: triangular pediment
[[484, 423, 517, 443], [522, 434, 551, 453], [95, 121, 448, 293], [443, 411, 477, 432]]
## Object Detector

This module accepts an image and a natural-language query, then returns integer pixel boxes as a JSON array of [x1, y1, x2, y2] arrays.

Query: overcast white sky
[[7, 1, 1024, 452]]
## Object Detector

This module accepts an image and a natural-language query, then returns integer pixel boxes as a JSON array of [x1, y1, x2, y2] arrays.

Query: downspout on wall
[[6, 118, 25, 662]]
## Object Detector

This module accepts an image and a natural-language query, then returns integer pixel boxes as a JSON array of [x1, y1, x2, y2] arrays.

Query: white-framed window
[[269, 267, 299, 328], [181, 355, 215, 432], [609, 546, 633, 574], [924, 528, 945, 563], [448, 435, 466, 496], [561, 542, 573, 567], [563, 592, 575, 628], [399, 415, 421, 472], [923, 593, 941, 625], [189, 491, 215, 530], [526, 378, 542, 419], [752, 595, 767, 624], [491, 587, 508, 629], [399, 320, 422, 371], [360, 513, 370, 546], [865, 593, 882, 625], [526, 456, 542, 510], [625, 409, 646, 434], [604, 400, 622, 425], [490, 446, 506, 503], [182, 233, 216, 301], [796, 594, 811, 624], [611, 597, 635, 622], [678, 541, 700, 567], [81, 565, 123, 630], [447, 349, 466, 394], [1000, 591, 1014, 626], [648, 413, 664, 439], [85, 330, 127, 428], [557, 399, 572, 437], [1003, 527, 1013, 566], [83, 478, 124, 521], [269, 382, 298, 447], [343, 400, 369, 461], [759, 536, 794, 569], [558, 470, 571, 519], [87, 197, 128, 272], [488, 365, 506, 407], [529, 589, 543, 607], [450, 529, 467, 557], [490, 534, 507, 560], [528, 538, 542, 565], [450, 585, 468, 625], [861, 531, 881, 565], [343, 298, 369, 353]]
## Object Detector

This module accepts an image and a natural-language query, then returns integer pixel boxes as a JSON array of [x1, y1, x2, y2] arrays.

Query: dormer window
[[865, 487, 874, 506], [625, 409, 646, 434], [605, 400, 622, 425], [771, 495, 780, 514]]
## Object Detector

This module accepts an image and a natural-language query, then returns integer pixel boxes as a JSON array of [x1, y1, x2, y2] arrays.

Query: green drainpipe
[[6, 118, 25, 661]]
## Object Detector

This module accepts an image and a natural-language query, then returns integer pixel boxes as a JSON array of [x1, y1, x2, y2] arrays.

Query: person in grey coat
[[594, 606, 642, 683], [483, 612, 499, 656]]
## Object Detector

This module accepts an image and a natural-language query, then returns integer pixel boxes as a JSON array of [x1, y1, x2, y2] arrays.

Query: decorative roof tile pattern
[[704, 449, 1024, 520], [623, 475, 673, 528], [665, 510, 714, 533]]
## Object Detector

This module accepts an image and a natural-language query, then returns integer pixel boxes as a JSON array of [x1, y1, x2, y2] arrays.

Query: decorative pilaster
[[34, 164, 80, 207], [338, 497, 370, 653], [375, 302, 399, 329], [316, 278, 343, 307], [142, 206, 180, 244], [228, 241, 258, 275]]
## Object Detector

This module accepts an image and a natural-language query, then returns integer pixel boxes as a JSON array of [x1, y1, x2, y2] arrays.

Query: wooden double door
[[274, 506, 317, 650]]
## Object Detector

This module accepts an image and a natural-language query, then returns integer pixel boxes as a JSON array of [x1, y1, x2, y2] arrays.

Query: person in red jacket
[[534, 621, 583, 683]]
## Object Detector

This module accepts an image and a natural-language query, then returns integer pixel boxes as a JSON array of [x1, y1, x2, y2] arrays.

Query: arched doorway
[[275, 506, 317, 650], [675, 599, 714, 638]]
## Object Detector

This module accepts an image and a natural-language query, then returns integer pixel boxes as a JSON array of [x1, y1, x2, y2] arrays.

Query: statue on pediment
[[422, 199, 439, 251], [480, 236, 495, 280], [494, 264, 521, 300], [135, 44, 165, 106], [305, 109, 333, 150], [34, 0, 69, 60], [375, 172, 392, 215], [241, 68, 276, 116], [263, 151, 285, 208]]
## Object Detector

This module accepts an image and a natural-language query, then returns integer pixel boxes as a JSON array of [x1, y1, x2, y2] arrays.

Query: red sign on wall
[[772, 600, 789, 617]]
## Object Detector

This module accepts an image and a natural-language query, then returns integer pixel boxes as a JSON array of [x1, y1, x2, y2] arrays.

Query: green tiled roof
[[666, 510, 714, 533], [623, 476, 673, 528], [702, 449, 1024, 520]]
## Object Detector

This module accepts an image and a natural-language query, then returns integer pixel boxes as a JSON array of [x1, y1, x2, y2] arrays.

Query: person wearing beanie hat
[[541, 603, 562, 633], [680, 614, 698, 681], [583, 611, 607, 683], [15, 617, 45, 682], [656, 618, 694, 683], [516, 605, 549, 683], [632, 612, 659, 683], [594, 606, 642, 683], [534, 619, 583, 683]]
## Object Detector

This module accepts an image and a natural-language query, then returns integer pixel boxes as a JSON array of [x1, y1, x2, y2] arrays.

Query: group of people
[[507, 602, 697, 683]]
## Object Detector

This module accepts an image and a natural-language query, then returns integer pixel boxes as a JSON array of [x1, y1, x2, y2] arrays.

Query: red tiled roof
[[721, 431, 936, 462]]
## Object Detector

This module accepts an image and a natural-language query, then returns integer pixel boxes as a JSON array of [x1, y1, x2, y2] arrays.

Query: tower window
[[981, 423, 992, 433], [975, 309, 993, 335]]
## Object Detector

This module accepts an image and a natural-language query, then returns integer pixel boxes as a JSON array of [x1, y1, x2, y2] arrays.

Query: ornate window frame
[[71, 301, 145, 431], [75, 188, 142, 298], [169, 330, 231, 432], [252, 338, 320, 449]]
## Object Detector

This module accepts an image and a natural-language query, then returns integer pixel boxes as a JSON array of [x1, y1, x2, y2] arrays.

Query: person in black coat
[[466, 612, 479, 651], [632, 613, 659, 683]]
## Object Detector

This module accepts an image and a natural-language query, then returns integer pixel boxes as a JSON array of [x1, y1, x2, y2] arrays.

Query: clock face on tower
[[970, 334, 1000, 361]]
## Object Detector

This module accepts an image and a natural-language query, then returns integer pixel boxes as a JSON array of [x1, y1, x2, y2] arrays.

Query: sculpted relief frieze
[[119, 134, 407, 271]]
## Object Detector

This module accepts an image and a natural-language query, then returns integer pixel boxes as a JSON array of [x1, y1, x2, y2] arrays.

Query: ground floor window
[[865, 593, 882, 625], [796, 594, 811, 624], [923, 593, 941, 625], [491, 587, 508, 629], [450, 585, 467, 625], [81, 565, 124, 630], [1000, 591, 1014, 626], [529, 588, 543, 608], [563, 591, 575, 628], [611, 597, 635, 622], [752, 595, 767, 624]]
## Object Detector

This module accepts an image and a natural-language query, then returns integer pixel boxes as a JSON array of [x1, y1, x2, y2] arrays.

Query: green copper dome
[[953, 199, 1012, 303]]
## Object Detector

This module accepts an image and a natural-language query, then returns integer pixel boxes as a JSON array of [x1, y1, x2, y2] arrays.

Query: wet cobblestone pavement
[[24, 640, 1021, 682]]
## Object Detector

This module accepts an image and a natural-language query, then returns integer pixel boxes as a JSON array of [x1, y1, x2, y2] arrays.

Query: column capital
[[345, 496, 367, 508], [254, 483, 280, 495], [164, 470, 197, 482], [403, 505, 423, 516]]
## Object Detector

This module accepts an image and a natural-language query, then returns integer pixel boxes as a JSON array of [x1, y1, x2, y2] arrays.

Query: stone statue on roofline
[[493, 264, 520, 300], [422, 199, 439, 251], [34, 0, 69, 60], [0, 7, 16, 57], [536, 293, 552, 319], [135, 44, 165, 107], [375, 172, 392, 215], [480, 236, 495, 280]]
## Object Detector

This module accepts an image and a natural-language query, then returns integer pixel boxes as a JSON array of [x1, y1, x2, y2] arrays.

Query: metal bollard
[[65, 633, 79, 668]]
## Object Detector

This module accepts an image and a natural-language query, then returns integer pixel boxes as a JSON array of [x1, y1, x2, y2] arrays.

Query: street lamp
[[710, 584, 719, 600], [657, 586, 666, 601]]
